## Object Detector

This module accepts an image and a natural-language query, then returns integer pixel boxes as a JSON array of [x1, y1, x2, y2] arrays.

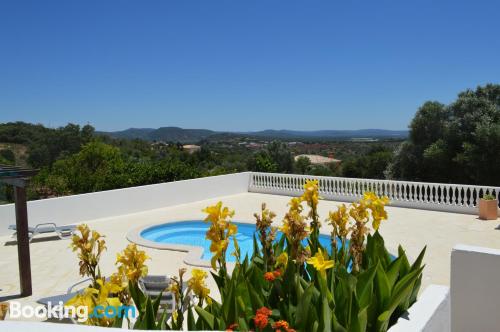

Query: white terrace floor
[[1, 192, 499, 321]]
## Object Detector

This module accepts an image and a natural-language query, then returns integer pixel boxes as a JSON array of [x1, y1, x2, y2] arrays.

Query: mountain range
[[97, 127, 408, 143]]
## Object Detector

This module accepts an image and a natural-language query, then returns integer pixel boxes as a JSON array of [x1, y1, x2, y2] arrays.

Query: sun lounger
[[8, 223, 76, 242], [138, 275, 176, 312], [37, 278, 92, 322]]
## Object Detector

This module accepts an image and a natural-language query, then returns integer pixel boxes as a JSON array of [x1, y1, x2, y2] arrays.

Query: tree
[[294, 156, 312, 174], [247, 151, 278, 173], [341, 146, 393, 179], [388, 84, 500, 185], [265, 141, 294, 173]]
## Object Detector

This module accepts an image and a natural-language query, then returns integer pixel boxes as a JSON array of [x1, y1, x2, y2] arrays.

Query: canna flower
[[307, 247, 334, 277], [264, 269, 281, 282], [116, 243, 149, 283], [275, 252, 288, 269], [273, 320, 295, 332], [188, 268, 211, 304], [254, 203, 278, 267], [65, 278, 123, 327], [226, 323, 238, 332], [168, 281, 180, 303], [363, 192, 390, 230], [281, 196, 310, 264], [328, 204, 350, 238], [264, 271, 276, 282], [70, 224, 106, 281], [203, 202, 237, 270], [300, 180, 320, 208], [254, 307, 272, 329], [300, 180, 321, 233]]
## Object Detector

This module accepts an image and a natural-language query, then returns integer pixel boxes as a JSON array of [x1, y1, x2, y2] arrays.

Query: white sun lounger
[[8, 223, 76, 242]]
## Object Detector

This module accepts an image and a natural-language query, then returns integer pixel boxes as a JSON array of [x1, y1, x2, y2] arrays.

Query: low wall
[[0, 172, 250, 236], [249, 172, 500, 215], [451, 244, 500, 332]]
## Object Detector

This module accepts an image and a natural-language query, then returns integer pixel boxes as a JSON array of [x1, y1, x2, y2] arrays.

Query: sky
[[1, 1, 499, 132]]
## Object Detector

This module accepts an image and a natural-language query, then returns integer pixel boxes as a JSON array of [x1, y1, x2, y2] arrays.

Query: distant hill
[[97, 127, 216, 143], [98, 127, 408, 143], [242, 129, 409, 140]]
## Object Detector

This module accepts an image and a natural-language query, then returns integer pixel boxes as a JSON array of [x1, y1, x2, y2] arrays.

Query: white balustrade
[[248, 172, 500, 215]]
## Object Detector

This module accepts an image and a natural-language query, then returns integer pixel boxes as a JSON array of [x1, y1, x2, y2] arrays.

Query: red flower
[[256, 306, 272, 316], [254, 307, 272, 329], [273, 269, 282, 278], [226, 322, 238, 331], [272, 320, 295, 332], [254, 313, 269, 329], [264, 271, 276, 282]]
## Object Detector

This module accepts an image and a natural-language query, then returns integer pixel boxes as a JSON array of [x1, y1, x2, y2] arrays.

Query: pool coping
[[126, 219, 258, 268], [126, 219, 405, 268]]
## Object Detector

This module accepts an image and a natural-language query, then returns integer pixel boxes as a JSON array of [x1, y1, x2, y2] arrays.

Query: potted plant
[[479, 194, 498, 220], [0, 302, 8, 320]]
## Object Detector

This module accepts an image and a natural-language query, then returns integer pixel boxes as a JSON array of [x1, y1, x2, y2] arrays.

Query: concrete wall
[[388, 285, 450, 332], [451, 244, 500, 332], [0, 172, 250, 236]]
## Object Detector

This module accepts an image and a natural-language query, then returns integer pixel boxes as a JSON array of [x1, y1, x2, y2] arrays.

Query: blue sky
[[1, 1, 499, 132]]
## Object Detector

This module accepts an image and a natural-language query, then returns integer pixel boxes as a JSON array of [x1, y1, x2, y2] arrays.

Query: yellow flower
[[70, 224, 106, 280], [300, 180, 320, 207], [203, 202, 238, 270], [65, 278, 123, 327], [116, 243, 149, 283], [275, 252, 288, 268], [168, 281, 180, 302], [203, 201, 235, 224], [349, 201, 369, 223], [307, 248, 334, 277], [188, 269, 211, 304], [362, 192, 390, 230], [328, 204, 350, 237], [288, 197, 303, 213]]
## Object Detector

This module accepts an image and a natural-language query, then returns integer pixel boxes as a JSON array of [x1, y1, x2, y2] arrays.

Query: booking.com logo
[[8, 301, 136, 322]]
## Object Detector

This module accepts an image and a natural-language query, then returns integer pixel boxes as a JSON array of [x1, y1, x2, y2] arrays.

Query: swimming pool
[[140, 220, 336, 262]]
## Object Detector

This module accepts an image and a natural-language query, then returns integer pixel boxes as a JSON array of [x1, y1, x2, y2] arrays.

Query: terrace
[[0, 172, 499, 331]]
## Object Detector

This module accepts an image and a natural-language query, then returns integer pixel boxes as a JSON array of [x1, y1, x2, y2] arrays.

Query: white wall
[[388, 285, 450, 332], [451, 244, 500, 332], [0, 172, 250, 236]]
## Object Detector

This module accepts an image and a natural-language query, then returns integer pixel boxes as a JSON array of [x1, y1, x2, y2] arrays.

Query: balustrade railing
[[248, 172, 500, 215]]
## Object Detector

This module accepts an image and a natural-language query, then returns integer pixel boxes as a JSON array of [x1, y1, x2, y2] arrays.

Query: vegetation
[[482, 194, 496, 201], [2, 83, 500, 203], [388, 84, 500, 185], [66, 183, 425, 331]]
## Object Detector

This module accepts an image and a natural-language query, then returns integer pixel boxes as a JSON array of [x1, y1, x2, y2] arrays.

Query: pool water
[[140, 220, 336, 262]]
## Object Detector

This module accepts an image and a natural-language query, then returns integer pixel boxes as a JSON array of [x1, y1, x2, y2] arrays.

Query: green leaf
[[295, 284, 315, 329], [195, 306, 215, 330], [386, 257, 402, 289]]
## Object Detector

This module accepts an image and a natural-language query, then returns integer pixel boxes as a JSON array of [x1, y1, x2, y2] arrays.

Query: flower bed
[[66, 181, 426, 331]]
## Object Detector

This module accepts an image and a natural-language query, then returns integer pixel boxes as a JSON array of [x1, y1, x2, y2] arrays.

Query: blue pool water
[[140, 220, 336, 261]]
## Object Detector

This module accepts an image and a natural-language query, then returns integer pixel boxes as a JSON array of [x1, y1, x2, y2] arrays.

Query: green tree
[[341, 146, 393, 179], [247, 151, 278, 172], [294, 156, 312, 174], [265, 141, 294, 173], [388, 84, 500, 185]]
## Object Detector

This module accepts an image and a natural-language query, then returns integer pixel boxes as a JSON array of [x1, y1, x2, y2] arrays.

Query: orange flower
[[273, 269, 281, 278], [254, 307, 272, 329], [273, 320, 295, 332], [256, 307, 272, 316], [264, 271, 276, 282], [226, 322, 238, 332]]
